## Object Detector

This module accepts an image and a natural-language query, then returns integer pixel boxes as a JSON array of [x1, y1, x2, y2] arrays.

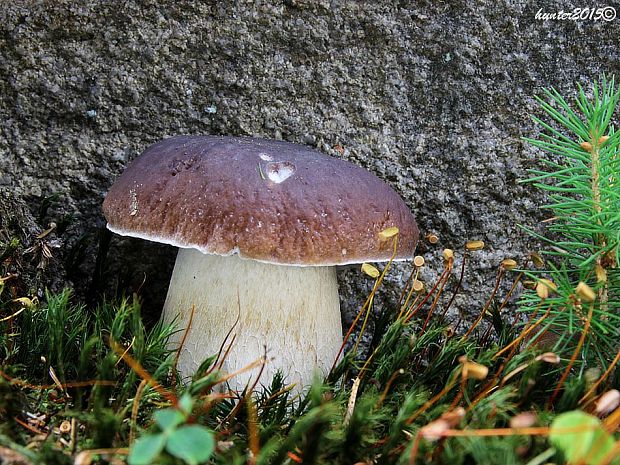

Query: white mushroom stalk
[[163, 248, 342, 391]]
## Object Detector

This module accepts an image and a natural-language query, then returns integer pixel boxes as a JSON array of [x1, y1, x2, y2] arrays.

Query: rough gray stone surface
[[1, 1, 619, 330]]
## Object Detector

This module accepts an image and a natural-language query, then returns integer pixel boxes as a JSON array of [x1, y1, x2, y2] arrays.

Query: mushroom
[[103, 136, 418, 391]]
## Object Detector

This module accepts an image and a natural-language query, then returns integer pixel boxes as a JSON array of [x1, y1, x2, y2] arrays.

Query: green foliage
[[4, 291, 174, 388], [129, 394, 215, 465], [1, 284, 617, 465], [0, 290, 176, 456], [550, 411, 618, 465], [520, 76, 620, 368]]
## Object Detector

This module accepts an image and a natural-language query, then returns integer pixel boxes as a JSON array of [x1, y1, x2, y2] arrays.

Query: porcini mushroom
[[103, 136, 418, 390]]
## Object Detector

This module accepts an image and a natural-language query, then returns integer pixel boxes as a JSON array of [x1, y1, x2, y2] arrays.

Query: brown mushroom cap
[[103, 135, 418, 266]]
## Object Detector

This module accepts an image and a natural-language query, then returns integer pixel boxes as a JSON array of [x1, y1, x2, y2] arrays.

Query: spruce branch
[[520, 76, 620, 369]]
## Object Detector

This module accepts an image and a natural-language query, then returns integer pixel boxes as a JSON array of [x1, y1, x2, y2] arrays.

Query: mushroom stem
[[162, 248, 343, 391]]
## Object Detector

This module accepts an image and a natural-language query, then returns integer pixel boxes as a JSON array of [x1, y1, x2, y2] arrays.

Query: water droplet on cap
[[266, 161, 296, 184]]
